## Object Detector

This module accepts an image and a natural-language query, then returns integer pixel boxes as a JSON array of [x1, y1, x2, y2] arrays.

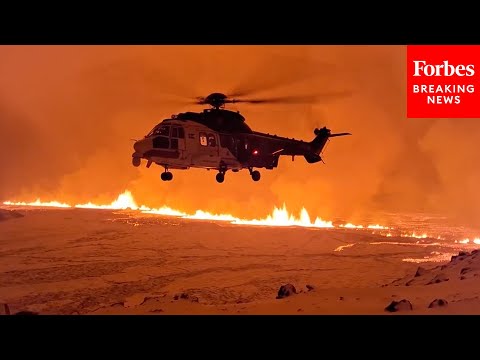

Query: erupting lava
[[458, 238, 480, 245], [2, 190, 478, 242], [3, 199, 71, 208], [1, 190, 362, 229]]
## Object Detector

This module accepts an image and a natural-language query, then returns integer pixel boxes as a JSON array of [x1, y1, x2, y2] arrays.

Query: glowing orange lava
[[3, 190, 478, 242], [2, 199, 71, 208], [458, 238, 480, 245]]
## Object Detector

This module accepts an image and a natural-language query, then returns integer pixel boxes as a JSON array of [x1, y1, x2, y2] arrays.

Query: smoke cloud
[[1, 45, 479, 226]]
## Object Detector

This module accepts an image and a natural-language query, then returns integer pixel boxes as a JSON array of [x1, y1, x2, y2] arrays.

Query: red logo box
[[407, 45, 480, 118]]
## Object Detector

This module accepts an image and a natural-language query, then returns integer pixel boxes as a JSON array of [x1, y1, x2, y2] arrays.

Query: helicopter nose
[[133, 140, 142, 153], [133, 138, 152, 154]]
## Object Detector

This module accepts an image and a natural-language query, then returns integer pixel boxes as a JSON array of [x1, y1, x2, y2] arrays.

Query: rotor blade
[[233, 91, 352, 105], [228, 53, 337, 98]]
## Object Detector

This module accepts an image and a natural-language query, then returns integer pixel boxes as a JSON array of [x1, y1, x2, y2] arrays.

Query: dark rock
[[385, 299, 413, 312], [14, 311, 39, 315], [339, 296, 344, 301], [472, 250, 479, 254], [139, 297, 156, 306], [173, 293, 198, 302], [428, 299, 448, 308], [0, 209, 24, 222], [458, 251, 469, 257], [406, 279, 414, 286], [306, 284, 315, 292], [441, 265, 448, 270], [460, 276, 466, 280], [276, 284, 297, 299], [415, 266, 427, 277], [427, 273, 449, 285], [460, 267, 472, 275]]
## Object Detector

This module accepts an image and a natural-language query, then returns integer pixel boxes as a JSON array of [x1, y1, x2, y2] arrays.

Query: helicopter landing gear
[[216, 162, 227, 183], [216, 172, 225, 183], [161, 170, 173, 181], [249, 168, 261, 182]]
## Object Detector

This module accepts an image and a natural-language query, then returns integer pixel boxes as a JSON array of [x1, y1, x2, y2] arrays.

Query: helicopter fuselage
[[131, 108, 350, 183]]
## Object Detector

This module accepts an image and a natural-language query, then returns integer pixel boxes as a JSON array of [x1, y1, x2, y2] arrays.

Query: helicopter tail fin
[[305, 127, 351, 164]]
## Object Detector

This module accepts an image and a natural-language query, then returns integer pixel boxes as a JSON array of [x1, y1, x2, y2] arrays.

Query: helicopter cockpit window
[[207, 133, 216, 147], [146, 127, 157, 137], [199, 132, 208, 146], [156, 125, 170, 137]]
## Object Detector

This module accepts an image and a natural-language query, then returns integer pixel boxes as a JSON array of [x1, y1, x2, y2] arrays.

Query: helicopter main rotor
[[194, 91, 351, 110]]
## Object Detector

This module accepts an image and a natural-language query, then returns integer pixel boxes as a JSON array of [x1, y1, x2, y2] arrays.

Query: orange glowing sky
[[1, 45, 480, 226]]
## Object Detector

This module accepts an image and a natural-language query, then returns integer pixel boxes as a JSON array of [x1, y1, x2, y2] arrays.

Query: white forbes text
[[413, 60, 475, 77]]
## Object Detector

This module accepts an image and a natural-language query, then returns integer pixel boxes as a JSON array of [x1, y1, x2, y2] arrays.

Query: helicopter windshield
[[146, 124, 169, 137]]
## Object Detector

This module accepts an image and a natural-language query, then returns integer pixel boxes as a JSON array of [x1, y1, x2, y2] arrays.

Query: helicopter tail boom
[[305, 127, 351, 163]]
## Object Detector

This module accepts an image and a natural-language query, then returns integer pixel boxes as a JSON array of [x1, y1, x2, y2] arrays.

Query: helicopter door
[[236, 136, 250, 162], [171, 125, 186, 156]]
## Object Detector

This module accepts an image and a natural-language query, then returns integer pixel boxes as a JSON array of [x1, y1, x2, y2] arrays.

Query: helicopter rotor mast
[[196, 93, 235, 110]]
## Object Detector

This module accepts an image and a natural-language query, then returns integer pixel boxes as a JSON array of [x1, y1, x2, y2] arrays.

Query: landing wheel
[[132, 157, 141, 167], [251, 170, 261, 182], [161, 171, 173, 181], [216, 172, 225, 183]]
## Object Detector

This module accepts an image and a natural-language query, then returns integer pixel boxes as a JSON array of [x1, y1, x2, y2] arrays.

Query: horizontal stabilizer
[[329, 132, 352, 137]]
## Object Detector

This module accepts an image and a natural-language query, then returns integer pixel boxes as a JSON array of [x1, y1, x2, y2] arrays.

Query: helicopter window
[[208, 134, 216, 147], [199, 132, 208, 146], [170, 126, 185, 139], [153, 136, 169, 149], [170, 138, 178, 149], [178, 127, 185, 139], [156, 125, 170, 137]]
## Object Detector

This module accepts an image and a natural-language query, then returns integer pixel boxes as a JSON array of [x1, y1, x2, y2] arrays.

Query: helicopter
[[131, 92, 351, 183]]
